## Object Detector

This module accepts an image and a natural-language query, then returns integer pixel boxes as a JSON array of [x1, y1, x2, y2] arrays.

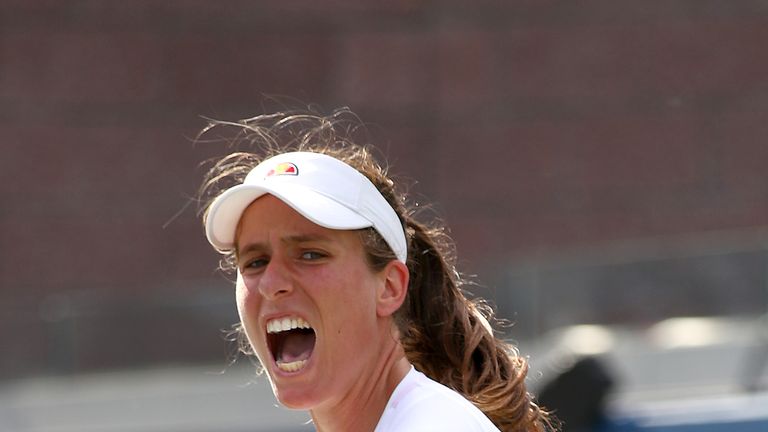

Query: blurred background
[[2, 1, 768, 431]]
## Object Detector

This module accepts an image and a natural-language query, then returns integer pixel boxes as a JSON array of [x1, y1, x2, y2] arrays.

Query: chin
[[274, 387, 319, 410]]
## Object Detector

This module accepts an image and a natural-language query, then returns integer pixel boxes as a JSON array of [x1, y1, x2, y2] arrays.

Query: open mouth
[[266, 316, 316, 373]]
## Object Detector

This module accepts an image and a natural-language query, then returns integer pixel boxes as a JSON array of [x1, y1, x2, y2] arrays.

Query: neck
[[310, 331, 411, 432]]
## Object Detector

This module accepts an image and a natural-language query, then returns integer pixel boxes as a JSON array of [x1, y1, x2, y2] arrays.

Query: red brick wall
[[2, 1, 767, 377]]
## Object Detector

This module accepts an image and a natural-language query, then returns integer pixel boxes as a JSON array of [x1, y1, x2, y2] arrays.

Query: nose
[[256, 256, 294, 300]]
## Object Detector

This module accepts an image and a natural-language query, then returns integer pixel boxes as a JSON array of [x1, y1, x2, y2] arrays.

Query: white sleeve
[[380, 394, 500, 432], [374, 368, 500, 432]]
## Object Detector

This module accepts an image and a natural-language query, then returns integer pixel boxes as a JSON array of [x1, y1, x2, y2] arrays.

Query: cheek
[[235, 279, 247, 311], [234, 276, 248, 316], [234, 277, 261, 343], [322, 272, 381, 328]]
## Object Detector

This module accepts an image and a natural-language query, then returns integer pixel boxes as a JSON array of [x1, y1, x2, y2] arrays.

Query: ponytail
[[359, 215, 553, 432], [400, 220, 552, 432]]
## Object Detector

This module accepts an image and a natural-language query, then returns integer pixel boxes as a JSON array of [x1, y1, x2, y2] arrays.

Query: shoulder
[[375, 368, 500, 432]]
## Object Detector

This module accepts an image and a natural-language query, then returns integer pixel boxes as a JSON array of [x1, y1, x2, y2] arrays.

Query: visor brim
[[205, 183, 373, 250]]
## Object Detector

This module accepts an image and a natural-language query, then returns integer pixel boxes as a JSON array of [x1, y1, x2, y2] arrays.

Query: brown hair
[[198, 108, 556, 432]]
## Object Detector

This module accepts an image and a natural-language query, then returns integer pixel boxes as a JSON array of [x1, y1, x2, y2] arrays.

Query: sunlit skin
[[234, 195, 411, 432]]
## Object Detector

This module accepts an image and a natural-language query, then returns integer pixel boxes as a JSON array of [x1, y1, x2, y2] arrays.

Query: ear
[[376, 260, 409, 318]]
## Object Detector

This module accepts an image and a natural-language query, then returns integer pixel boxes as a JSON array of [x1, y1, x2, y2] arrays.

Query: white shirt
[[374, 367, 501, 432]]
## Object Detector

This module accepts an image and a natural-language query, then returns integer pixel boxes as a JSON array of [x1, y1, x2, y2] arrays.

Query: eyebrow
[[236, 233, 334, 257]]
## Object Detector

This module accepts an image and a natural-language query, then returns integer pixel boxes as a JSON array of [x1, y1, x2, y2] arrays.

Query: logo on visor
[[266, 162, 298, 177]]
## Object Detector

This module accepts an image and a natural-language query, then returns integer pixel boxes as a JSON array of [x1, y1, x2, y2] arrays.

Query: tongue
[[279, 330, 315, 363]]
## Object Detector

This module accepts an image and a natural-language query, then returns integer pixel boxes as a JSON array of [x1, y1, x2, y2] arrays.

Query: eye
[[300, 250, 327, 261], [241, 256, 269, 272]]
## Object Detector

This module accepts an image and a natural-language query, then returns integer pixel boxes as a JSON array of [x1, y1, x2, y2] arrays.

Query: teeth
[[277, 359, 308, 372], [267, 316, 312, 334]]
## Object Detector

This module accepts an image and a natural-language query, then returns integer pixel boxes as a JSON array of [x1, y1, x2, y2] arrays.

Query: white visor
[[205, 151, 407, 263]]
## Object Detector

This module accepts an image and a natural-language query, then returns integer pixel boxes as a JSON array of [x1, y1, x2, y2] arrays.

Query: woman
[[199, 108, 554, 431]]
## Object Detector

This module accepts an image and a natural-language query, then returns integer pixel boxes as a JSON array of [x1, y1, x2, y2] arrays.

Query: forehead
[[239, 194, 320, 232], [235, 194, 364, 251]]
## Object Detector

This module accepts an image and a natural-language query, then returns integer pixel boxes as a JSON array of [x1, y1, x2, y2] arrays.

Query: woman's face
[[234, 194, 389, 410]]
